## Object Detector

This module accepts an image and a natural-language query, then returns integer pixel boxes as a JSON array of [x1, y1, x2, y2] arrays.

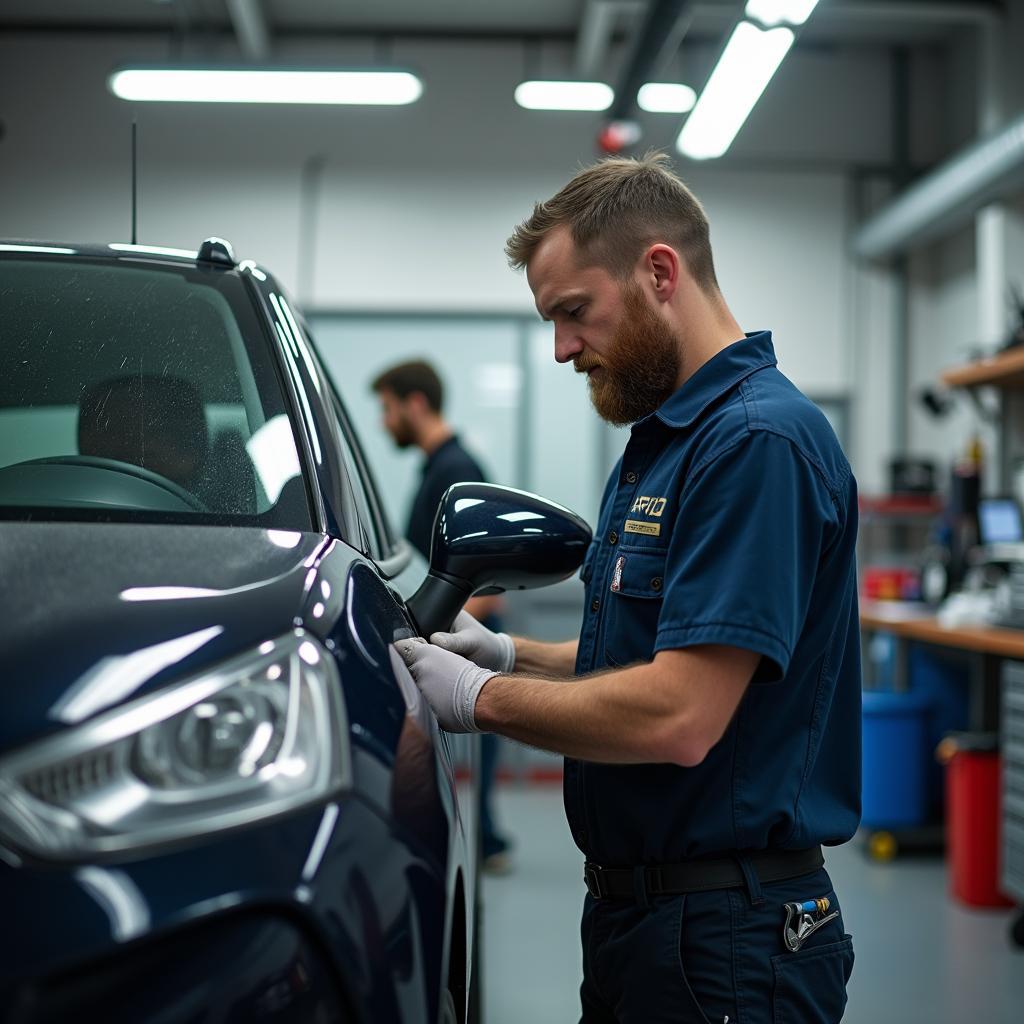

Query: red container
[[942, 734, 1013, 908], [862, 565, 920, 601]]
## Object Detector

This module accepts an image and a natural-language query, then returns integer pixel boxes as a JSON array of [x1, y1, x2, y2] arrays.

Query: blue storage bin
[[908, 647, 969, 815], [861, 690, 933, 828], [866, 632, 899, 690]]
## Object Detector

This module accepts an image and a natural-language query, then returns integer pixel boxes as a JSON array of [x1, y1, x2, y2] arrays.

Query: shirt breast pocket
[[603, 548, 667, 668]]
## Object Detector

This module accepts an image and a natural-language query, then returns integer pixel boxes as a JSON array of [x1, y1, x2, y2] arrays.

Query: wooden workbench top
[[860, 600, 1024, 659], [941, 345, 1024, 389]]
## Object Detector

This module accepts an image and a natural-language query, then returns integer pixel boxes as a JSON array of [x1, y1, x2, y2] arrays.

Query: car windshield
[[0, 255, 312, 529]]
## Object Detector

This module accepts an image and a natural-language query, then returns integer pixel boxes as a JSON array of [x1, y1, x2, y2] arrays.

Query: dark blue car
[[0, 239, 589, 1023]]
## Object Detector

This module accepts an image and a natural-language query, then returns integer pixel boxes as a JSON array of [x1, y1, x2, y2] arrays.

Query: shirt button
[[608, 530, 618, 545], [625, 471, 638, 484], [591, 598, 601, 612], [651, 577, 663, 591]]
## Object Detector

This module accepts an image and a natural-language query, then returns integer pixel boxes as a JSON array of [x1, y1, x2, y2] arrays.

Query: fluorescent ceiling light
[[514, 81, 613, 111], [745, 0, 820, 27], [109, 68, 423, 105], [676, 21, 794, 160], [637, 82, 696, 113]]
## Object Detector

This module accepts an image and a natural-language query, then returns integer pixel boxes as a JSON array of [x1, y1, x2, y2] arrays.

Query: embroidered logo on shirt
[[610, 555, 626, 592], [624, 520, 661, 537], [629, 496, 667, 517]]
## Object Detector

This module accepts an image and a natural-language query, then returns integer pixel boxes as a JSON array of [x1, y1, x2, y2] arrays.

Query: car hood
[[0, 521, 329, 752]]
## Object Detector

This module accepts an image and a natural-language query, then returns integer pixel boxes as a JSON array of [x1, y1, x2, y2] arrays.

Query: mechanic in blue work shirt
[[396, 153, 860, 1023]]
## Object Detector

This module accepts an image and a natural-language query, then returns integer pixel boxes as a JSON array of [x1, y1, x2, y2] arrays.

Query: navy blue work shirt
[[408, 435, 504, 634], [407, 435, 487, 561], [568, 331, 861, 866]]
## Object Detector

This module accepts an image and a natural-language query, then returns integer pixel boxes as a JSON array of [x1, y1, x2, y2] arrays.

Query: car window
[[331, 409, 381, 558], [270, 308, 399, 562], [0, 257, 312, 529], [330, 390, 399, 560], [294, 319, 400, 561]]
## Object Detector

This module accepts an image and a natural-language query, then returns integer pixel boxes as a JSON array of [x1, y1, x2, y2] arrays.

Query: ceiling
[[0, 0, 1001, 46]]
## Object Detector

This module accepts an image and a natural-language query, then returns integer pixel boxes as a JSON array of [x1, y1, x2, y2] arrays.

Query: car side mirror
[[406, 482, 592, 637]]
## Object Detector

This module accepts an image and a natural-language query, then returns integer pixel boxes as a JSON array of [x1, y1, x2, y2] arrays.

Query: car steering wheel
[[23, 455, 209, 512]]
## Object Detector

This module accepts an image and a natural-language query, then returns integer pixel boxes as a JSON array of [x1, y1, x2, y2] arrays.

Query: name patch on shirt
[[624, 519, 661, 537], [630, 496, 667, 516]]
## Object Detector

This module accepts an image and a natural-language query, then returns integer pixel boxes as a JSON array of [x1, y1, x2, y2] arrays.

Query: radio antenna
[[131, 118, 138, 245]]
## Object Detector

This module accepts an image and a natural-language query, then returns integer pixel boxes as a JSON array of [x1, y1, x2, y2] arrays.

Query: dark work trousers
[[479, 732, 504, 856], [579, 863, 854, 1023]]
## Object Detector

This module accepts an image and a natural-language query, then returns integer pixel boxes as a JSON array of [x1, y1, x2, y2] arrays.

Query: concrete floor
[[481, 784, 1024, 1024]]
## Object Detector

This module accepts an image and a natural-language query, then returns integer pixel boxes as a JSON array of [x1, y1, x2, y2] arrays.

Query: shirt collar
[[423, 433, 459, 471], [651, 331, 777, 430]]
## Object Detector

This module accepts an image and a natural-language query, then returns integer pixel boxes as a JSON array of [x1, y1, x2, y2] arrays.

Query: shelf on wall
[[941, 346, 1024, 389]]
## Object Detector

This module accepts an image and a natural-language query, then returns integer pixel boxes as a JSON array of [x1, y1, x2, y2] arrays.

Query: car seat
[[194, 428, 258, 515], [77, 374, 209, 490]]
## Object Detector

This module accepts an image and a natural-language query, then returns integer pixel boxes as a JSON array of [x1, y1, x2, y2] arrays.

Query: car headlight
[[0, 630, 350, 861]]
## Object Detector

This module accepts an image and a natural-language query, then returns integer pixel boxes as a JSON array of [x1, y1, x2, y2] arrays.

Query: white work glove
[[429, 610, 516, 673], [394, 637, 498, 733]]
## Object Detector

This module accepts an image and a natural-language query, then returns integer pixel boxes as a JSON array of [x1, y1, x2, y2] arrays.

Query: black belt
[[584, 846, 824, 901]]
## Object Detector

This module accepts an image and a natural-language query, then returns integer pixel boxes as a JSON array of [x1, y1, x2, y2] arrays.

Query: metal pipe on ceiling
[[608, 0, 695, 124], [576, 0, 644, 80], [850, 0, 1007, 261], [815, 2, 1000, 28], [853, 111, 1024, 261], [681, 2, 1001, 32], [226, 0, 270, 60]]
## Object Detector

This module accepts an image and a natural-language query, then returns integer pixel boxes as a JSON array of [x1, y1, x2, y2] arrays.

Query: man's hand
[[394, 637, 498, 733], [429, 610, 515, 673]]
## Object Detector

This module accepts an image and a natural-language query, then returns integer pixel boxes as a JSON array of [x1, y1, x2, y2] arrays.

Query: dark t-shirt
[[406, 434, 488, 560]]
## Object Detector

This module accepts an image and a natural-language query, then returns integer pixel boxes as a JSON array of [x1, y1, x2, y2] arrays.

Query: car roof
[[1, 239, 196, 262], [0, 238, 268, 278]]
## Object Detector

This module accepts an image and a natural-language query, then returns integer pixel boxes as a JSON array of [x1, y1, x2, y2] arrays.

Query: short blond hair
[[505, 152, 719, 293]]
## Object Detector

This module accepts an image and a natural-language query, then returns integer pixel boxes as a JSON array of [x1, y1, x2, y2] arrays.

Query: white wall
[[694, 168, 851, 397], [1, 30, 896, 497], [310, 315, 524, 530], [851, 254, 900, 497]]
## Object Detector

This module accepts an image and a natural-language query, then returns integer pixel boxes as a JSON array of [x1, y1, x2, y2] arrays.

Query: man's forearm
[[474, 665, 682, 764], [473, 646, 759, 767], [512, 636, 578, 677], [397, 640, 756, 766]]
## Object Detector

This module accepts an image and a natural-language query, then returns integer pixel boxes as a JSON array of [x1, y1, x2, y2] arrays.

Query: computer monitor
[[978, 496, 1024, 545]]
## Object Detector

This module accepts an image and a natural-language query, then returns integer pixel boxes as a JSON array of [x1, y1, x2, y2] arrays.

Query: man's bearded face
[[380, 392, 417, 449], [574, 282, 680, 426], [388, 412, 417, 449]]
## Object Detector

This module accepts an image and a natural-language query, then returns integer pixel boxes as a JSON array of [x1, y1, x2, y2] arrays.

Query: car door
[[254, 277, 480, 1016], [312, 342, 482, 1022]]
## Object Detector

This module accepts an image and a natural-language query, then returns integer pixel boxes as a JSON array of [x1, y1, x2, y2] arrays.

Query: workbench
[[859, 600, 1024, 730], [861, 601, 1024, 659], [860, 601, 1024, 931]]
